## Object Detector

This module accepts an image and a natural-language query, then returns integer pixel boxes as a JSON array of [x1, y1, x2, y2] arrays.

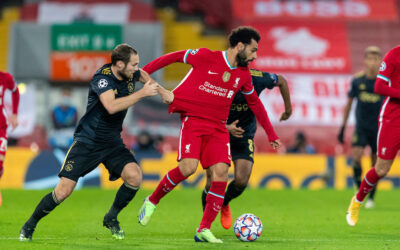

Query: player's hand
[[270, 139, 282, 149], [141, 80, 159, 97], [279, 108, 292, 121], [9, 114, 18, 130], [227, 120, 245, 138], [338, 126, 345, 144]]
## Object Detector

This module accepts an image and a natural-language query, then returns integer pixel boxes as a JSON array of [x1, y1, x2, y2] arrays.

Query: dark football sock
[[26, 190, 61, 226], [223, 181, 246, 206], [107, 182, 139, 218], [201, 189, 208, 211], [353, 162, 362, 189]]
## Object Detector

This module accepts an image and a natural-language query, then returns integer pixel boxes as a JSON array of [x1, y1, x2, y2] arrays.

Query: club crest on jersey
[[380, 61, 386, 71], [98, 79, 108, 89], [360, 83, 366, 90], [222, 72, 231, 82], [128, 82, 135, 94], [234, 77, 240, 88]]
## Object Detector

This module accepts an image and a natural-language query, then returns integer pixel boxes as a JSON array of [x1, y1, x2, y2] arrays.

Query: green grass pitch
[[1, 188, 400, 249]]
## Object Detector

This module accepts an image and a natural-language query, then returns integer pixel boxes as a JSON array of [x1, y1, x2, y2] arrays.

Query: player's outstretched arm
[[142, 50, 187, 74], [10, 83, 20, 130], [338, 97, 353, 144], [243, 90, 281, 149], [139, 69, 174, 104], [100, 80, 158, 114], [375, 77, 400, 98], [277, 75, 292, 121]]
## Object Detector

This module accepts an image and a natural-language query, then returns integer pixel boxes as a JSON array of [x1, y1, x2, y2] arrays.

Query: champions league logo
[[98, 79, 108, 89]]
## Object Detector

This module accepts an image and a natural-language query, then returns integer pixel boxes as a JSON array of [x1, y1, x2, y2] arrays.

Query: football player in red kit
[[138, 27, 281, 243], [347, 45, 400, 226], [0, 71, 20, 206]]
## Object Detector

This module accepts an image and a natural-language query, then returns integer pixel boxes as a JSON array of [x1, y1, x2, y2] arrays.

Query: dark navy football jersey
[[227, 69, 278, 139], [348, 72, 383, 131], [74, 64, 140, 144]]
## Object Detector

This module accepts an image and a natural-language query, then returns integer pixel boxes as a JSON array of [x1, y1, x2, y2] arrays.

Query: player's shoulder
[[188, 47, 214, 56], [91, 64, 115, 87], [352, 70, 365, 80], [384, 45, 400, 59], [249, 69, 263, 77], [0, 71, 12, 80]]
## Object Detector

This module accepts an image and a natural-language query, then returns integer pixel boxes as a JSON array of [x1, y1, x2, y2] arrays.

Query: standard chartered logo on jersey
[[199, 81, 234, 99]]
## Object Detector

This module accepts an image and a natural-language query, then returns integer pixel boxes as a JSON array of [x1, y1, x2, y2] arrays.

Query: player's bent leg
[[20, 177, 76, 241], [196, 163, 228, 243], [351, 146, 364, 189], [220, 159, 253, 230], [104, 163, 141, 239], [367, 154, 378, 207], [346, 158, 392, 226], [139, 158, 198, 226]]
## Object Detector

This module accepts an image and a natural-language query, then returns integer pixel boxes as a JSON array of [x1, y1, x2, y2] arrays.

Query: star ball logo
[[98, 79, 108, 89]]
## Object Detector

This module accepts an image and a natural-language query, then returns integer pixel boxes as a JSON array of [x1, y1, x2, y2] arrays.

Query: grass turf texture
[[1, 188, 400, 249]]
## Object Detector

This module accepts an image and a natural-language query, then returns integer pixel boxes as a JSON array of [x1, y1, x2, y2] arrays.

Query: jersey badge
[[234, 77, 240, 88], [380, 61, 386, 71], [190, 49, 199, 55], [101, 68, 111, 75], [223, 72, 231, 82], [98, 79, 108, 89], [128, 82, 135, 94], [360, 83, 366, 90]]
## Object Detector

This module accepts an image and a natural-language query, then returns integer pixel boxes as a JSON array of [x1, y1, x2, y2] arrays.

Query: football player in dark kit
[[202, 69, 292, 229], [338, 46, 383, 209], [19, 44, 173, 241]]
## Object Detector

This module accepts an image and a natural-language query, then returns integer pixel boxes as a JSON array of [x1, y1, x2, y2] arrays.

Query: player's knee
[[212, 166, 229, 182], [124, 165, 142, 187], [375, 165, 390, 177], [178, 162, 197, 177], [235, 176, 249, 188], [55, 187, 73, 201]]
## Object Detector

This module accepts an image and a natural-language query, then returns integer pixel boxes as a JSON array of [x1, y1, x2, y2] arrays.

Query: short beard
[[117, 65, 131, 80], [236, 49, 249, 67]]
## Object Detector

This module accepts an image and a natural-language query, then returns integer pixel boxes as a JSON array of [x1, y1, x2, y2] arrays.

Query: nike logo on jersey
[[208, 70, 218, 75]]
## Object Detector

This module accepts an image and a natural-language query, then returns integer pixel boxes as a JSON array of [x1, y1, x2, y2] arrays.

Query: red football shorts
[[177, 116, 231, 168], [377, 122, 400, 160], [0, 127, 7, 157]]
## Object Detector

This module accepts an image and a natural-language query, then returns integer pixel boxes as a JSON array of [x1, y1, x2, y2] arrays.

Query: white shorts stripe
[[377, 122, 383, 153], [178, 116, 189, 160]]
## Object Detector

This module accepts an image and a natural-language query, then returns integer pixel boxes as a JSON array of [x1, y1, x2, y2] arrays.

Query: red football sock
[[0, 160, 3, 179], [198, 181, 227, 231], [356, 167, 381, 202], [149, 166, 186, 205]]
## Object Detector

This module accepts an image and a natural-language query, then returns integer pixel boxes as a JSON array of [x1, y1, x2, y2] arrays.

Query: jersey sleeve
[[240, 73, 255, 96], [133, 70, 141, 82], [261, 72, 278, 90], [183, 48, 212, 66], [377, 48, 398, 83], [347, 78, 358, 98], [91, 75, 114, 96], [4, 73, 17, 92]]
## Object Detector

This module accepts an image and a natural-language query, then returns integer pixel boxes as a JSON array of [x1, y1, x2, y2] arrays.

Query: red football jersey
[[0, 72, 18, 127], [143, 48, 278, 141], [169, 48, 254, 122], [377, 46, 400, 125]]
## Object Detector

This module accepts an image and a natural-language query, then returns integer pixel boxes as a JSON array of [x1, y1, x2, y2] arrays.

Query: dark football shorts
[[58, 140, 138, 182], [352, 126, 378, 154], [230, 137, 255, 163]]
